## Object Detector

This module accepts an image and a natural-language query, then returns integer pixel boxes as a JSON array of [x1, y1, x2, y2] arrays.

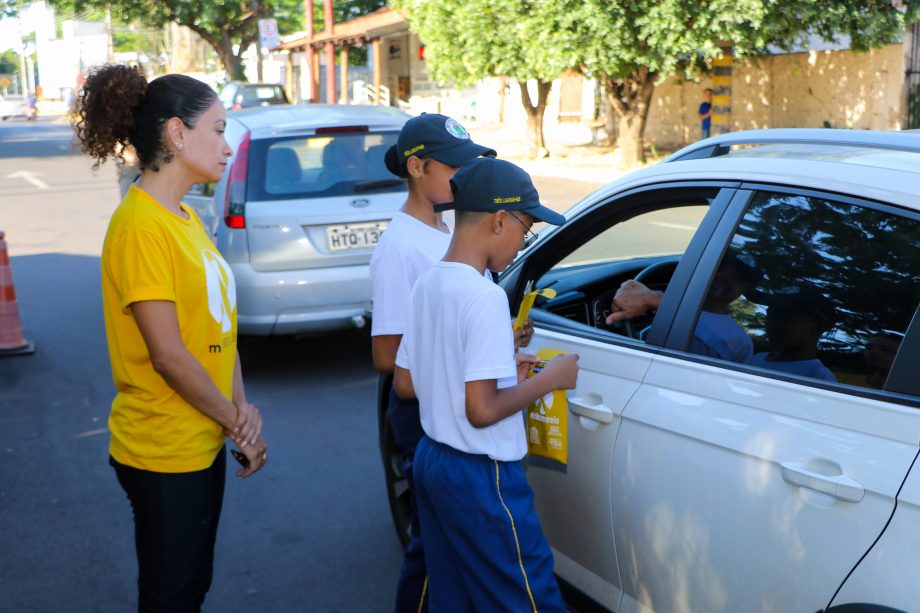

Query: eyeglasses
[[507, 211, 537, 247]]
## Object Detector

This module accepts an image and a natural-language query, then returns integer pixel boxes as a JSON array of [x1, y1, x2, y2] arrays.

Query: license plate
[[326, 221, 387, 252]]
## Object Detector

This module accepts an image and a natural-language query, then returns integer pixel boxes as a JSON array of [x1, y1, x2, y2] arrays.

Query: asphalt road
[[0, 117, 604, 612]]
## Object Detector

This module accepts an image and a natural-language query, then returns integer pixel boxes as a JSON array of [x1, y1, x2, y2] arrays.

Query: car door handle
[[569, 395, 615, 424], [779, 461, 865, 503]]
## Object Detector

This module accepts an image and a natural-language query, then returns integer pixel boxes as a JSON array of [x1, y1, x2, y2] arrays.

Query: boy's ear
[[491, 211, 507, 236], [406, 156, 426, 179]]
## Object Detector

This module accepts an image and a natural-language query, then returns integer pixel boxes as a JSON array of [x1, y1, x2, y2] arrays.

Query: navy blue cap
[[384, 113, 495, 178], [434, 157, 566, 225]]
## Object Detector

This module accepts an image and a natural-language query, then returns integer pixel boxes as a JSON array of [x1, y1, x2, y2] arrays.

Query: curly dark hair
[[72, 64, 217, 172]]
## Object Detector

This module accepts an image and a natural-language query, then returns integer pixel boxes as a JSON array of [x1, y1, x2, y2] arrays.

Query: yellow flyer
[[526, 348, 569, 465], [514, 287, 557, 332]]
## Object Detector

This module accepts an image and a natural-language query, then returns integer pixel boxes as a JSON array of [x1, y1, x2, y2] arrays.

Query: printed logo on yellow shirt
[[203, 248, 236, 333]]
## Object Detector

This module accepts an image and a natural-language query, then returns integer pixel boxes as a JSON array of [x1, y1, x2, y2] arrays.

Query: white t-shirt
[[396, 261, 522, 461], [750, 352, 837, 382], [370, 211, 451, 337], [690, 311, 753, 364]]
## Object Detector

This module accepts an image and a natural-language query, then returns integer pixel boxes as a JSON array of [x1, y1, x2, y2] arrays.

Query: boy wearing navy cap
[[371, 113, 495, 612], [394, 157, 579, 611]]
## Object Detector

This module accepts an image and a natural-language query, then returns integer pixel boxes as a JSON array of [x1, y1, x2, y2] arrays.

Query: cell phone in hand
[[230, 448, 250, 468]]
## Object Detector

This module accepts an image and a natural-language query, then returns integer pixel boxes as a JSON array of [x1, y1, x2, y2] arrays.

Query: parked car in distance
[[184, 103, 411, 336], [0, 94, 36, 120], [218, 81, 289, 111], [379, 128, 920, 612]]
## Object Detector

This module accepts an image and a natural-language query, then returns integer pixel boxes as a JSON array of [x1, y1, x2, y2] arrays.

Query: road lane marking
[[5, 170, 49, 189], [74, 427, 108, 438]]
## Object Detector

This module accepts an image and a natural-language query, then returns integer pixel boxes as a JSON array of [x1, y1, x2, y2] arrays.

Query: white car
[[378, 129, 920, 612], [0, 95, 36, 120], [185, 103, 411, 335]]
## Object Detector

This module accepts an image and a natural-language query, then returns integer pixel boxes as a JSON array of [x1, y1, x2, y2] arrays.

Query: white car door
[[511, 183, 737, 609], [613, 187, 920, 612]]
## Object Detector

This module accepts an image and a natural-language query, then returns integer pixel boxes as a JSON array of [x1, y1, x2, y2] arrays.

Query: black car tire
[[381, 409, 412, 549]]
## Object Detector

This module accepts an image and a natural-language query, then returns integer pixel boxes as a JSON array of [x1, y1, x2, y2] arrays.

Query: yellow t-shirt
[[102, 185, 237, 472]]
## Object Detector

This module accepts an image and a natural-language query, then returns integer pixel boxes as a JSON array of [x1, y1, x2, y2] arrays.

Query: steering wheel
[[622, 258, 680, 339]]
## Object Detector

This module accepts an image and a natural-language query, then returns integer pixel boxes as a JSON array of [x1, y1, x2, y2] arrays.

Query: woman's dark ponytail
[[72, 65, 217, 172]]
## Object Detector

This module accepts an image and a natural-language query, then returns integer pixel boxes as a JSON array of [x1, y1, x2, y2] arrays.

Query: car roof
[[566, 129, 920, 218], [229, 103, 411, 138]]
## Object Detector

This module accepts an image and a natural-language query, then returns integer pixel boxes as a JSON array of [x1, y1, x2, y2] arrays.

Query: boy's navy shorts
[[413, 435, 565, 612]]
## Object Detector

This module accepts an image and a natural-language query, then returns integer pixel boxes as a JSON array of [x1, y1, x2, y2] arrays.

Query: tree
[[47, 0, 305, 80], [553, 0, 920, 167], [393, 0, 570, 158], [0, 50, 21, 76]]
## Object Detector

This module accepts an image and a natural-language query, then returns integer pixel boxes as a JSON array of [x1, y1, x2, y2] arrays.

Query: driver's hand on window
[[605, 280, 664, 326]]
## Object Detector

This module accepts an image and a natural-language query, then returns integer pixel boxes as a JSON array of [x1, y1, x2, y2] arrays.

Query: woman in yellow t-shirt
[[72, 64, 268, 612]]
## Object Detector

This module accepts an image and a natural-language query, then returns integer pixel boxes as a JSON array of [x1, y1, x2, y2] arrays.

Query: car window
[[241, 86, 286, 103], [246, 131, 403, 200], [532, 188, 717, 339], [557, 206, 708, 269], [689, 190, 920, 392]]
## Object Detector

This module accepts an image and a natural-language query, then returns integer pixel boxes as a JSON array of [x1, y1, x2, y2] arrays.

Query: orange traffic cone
[[0, 231, 35, 356]]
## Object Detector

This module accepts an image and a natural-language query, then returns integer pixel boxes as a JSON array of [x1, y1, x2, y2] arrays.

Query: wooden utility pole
[[304, 0, 318, 102], [323, 0, 336, 103], [712, 45, 733, 135]]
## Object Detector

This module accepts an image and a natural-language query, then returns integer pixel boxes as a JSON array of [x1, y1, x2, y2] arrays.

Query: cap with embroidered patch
[[384, 113, 495, 178], [434, 157, 566, 225]]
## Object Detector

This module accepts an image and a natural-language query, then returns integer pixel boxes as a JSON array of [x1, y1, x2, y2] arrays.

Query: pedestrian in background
[[371, 113, 497, 612], [394, 157, 579, 611], [72, 64, 267, 612], [699, 87, 714, 140]]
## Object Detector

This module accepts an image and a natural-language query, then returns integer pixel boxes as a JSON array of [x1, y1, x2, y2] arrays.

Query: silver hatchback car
[[186, 104, 411, 335]]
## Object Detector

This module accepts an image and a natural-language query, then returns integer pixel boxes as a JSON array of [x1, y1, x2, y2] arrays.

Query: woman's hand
[[235, 437, 268, 478], [230, 401, 262, 448]]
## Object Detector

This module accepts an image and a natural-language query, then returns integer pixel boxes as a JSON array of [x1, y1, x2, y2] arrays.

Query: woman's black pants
[[111, 447, 226, 613]]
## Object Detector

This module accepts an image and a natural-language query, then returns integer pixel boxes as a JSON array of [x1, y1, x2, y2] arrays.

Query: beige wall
[[645, 43, 907, 150]]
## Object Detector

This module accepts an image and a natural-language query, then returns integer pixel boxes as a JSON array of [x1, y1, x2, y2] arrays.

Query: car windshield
[[247, 131, 404, 200]]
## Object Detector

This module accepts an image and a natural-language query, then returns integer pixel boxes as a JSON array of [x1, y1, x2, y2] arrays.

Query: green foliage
[[0, 0, 25, 18], [0, 49, 20, 75], [554, 0, 920, 83], [47, 0, 306, 78], [395, 0, 920, 93], [392, 0, 569, 86]]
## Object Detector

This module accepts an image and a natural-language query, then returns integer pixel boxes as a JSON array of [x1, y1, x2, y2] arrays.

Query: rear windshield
[[241, 86, 286, 104], [247, 131, 405, 200]]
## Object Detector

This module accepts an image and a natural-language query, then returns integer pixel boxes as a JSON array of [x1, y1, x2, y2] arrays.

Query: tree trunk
[[185, 21, 254, 82], [599, 77, 618, 146], [518, 79, 552, 159], [216, 43, 246, 81], [603, 68, 656, 168]]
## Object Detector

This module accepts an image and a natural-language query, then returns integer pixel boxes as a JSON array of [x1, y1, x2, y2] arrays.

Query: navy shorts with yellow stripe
[[413, 435, 565, 612]]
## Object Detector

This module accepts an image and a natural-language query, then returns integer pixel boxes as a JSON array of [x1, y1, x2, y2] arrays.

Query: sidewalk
[[469, 118, 657, 187]]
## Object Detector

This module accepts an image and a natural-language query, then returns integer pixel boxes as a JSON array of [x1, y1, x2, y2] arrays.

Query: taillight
[[315, 125, 368, 134], [224, 131, 250, 229], [231, 103, 242, 111]]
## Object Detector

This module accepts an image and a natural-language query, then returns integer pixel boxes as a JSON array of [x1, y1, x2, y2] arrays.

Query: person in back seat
[[265, 146, 302, 194]]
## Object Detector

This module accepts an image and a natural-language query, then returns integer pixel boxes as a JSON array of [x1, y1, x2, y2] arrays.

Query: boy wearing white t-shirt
[[394, 157, 579, 611], [370, 113, 495, 613]]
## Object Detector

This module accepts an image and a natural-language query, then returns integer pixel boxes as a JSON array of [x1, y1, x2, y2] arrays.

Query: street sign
[[0, 77, 10, 89], [258, 18, 280, 50]]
